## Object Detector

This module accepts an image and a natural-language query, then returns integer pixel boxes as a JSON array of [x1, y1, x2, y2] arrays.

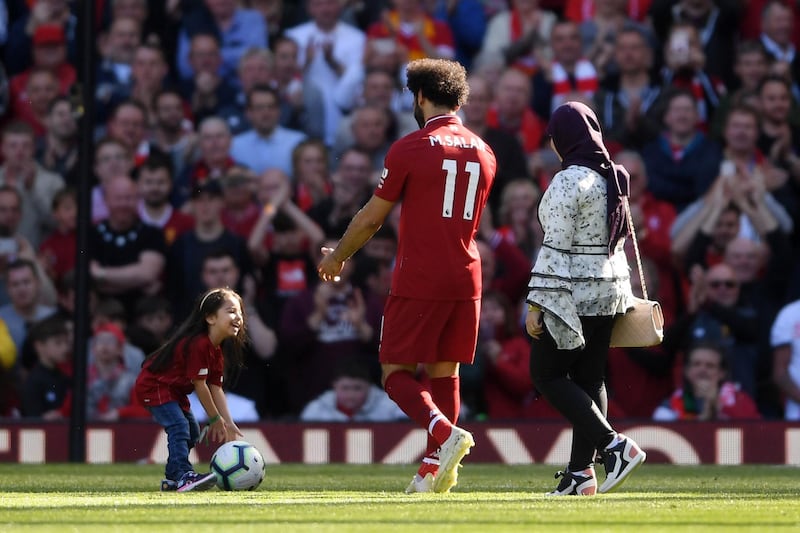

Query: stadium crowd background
[[0, 0, 799, 425]]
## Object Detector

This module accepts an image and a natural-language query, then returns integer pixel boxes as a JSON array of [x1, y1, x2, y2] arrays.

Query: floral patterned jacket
[[527, 165, 634, 350]]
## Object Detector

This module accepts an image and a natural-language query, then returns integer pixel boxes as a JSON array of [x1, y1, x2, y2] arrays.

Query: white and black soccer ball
[[210, 440, 266, 491]]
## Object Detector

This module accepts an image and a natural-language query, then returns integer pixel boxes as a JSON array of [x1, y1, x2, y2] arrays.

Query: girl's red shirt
[[134, 334, 224, 412]]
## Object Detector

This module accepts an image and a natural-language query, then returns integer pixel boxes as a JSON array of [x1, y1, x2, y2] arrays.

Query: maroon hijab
[[545, 101, 630, 256]]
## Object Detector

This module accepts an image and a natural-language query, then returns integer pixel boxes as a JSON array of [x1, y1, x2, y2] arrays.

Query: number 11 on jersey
[[441, 158, 481, 220]]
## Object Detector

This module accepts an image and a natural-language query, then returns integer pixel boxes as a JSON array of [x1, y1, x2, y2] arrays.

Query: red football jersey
[[375, 114, 496, 300], [134, 334, 224, 412]]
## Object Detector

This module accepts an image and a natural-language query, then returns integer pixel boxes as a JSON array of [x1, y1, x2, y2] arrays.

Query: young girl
[[134, 288, 246, 492]]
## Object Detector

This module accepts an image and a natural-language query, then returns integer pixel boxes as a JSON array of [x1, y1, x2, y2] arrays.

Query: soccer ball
[[210, 440, 266, 491]]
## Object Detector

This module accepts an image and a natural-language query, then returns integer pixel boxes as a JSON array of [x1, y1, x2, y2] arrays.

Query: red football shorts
[[379, 296, 480, 364]]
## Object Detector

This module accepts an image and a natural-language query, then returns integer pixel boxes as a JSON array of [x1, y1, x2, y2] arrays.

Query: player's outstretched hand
[[317, 246, 343, 282]]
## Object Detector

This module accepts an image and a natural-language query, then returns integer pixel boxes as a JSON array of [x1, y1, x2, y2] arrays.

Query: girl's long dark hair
[[144, 288, 247, 378]]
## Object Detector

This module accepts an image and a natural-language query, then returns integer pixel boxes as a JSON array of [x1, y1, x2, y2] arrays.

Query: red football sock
[[384, 370, 453, 446], [423, 437, 439, 462], [422, 375, 461, 467], [430, 375, 460, 426], [417, 455, 440, 478]]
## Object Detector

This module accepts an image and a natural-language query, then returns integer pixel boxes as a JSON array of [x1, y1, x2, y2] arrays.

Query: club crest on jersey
[[378, 168, 388, 188]]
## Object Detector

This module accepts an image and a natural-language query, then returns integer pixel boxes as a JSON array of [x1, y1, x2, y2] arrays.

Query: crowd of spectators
[[1, 0, 800, 423]]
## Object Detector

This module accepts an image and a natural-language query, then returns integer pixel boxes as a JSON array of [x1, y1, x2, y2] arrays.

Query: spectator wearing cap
[[89, 175, 166, 319], [4, 0, 78, 76], [9, 24, 75, 127], [166, 178, 252, 320]]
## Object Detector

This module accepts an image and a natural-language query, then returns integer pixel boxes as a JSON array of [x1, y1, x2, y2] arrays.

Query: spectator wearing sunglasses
[[663, 262, 761, 401], [723, 236, 794, 416]]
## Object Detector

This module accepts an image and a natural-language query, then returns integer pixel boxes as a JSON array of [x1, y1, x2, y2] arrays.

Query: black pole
[[69, 0, 96, 462]]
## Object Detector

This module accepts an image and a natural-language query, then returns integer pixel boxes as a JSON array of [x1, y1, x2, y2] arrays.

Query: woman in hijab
[[525, 101, 646, 496]]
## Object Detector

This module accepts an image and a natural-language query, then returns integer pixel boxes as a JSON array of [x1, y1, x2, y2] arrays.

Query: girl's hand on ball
[[210, 417, 228, 443], [226, 423, 244, 442]]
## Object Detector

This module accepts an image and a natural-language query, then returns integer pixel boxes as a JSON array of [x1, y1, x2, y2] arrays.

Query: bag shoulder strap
[[622, 197, 648, 300]]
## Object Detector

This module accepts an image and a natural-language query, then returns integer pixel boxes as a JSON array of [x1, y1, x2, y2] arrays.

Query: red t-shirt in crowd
[[374, 114, 496, 300], [134, 334, 224, 412], [221, 203, 260, 239], [162, 210, 195, 247], [38, 228, 76, 284]]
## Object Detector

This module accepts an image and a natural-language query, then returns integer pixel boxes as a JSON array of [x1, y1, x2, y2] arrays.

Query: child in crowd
[[87, 323, 144, 422], [91, 297, 145, 373], [20, 315, 71, 418], [128, 295, 174, 356], [38, 187, 77, 285], [300, 357, 406, 422], [134, 287, 247, 492]]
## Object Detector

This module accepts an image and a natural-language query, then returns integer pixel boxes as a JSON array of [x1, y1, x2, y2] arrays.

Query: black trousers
[[529, 315, 617, 471]]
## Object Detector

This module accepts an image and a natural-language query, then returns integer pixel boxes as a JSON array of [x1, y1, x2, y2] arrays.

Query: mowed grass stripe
[[0, 464, 798, 532]]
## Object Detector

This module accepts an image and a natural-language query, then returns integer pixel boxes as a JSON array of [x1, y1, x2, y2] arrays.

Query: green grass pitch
[[1, 463, 799, 531]]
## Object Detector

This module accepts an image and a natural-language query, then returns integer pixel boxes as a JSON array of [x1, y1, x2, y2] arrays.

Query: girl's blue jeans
[[149, 401, 201, 482]]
